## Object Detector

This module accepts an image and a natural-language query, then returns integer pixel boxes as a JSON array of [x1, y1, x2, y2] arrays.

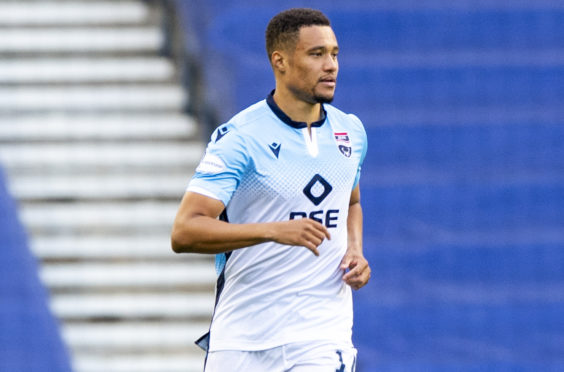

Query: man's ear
[[271, 51, 287, 74]]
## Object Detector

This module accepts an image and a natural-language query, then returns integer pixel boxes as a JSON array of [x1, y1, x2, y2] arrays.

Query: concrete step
[[0, 142, 204, 171], [0, 84, 187, 112], [0, 2, 150, 26], [0, 58, 175, 83], [63, 322, 207, 351], [41, 262, 216, 289], [51, 292, 215, 319], [0, 114, 197, 142], [19, 201, 181, 234], [31, 235, 201, 259], [0, 27, 163, 53], [9, 173, 191, 200]]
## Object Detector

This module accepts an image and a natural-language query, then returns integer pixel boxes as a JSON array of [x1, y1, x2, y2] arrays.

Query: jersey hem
[[209, 334, 353, 352]]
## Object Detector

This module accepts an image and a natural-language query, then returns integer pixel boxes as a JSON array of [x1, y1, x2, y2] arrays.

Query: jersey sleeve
[[187, 123, 249, 206], [350, 114, 368, 190]]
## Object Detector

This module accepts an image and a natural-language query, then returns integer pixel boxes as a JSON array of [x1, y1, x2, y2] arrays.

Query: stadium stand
[[0, 1, 214, 371], [0, 167, 72, 371], [1, 1, 563, 371], [175, 1, 564, 371]]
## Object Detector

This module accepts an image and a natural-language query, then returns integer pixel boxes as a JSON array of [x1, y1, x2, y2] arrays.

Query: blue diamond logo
[[303, 174, 332, 206]]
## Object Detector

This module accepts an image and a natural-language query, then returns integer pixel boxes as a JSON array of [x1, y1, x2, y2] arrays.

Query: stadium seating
[[0, 168, 72, 372], [0, 1, 214, 371], [2, 1, 562, 371], [175, 1, 564, 370]]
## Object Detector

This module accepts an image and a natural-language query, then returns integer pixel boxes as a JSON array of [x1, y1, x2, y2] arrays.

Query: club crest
[[334, 132, 351, 157]]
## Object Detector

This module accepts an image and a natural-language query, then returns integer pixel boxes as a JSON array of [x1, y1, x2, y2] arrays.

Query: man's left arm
[[340, 185, 371, 290]]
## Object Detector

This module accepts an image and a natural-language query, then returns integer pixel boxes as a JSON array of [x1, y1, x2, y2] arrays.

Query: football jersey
[[187, 92, 367, 352]]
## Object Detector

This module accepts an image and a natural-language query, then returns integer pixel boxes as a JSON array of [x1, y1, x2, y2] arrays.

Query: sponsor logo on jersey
[[268, 142, 281, 158], [289, 209, 339, 228], [334, 132, 351, 158], [303, 174, 332, 206], [195, 153, 225, 174], [290, 174, 340, 227]]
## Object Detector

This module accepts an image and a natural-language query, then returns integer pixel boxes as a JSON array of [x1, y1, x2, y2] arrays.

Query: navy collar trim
[[266, 90, 326, 129]]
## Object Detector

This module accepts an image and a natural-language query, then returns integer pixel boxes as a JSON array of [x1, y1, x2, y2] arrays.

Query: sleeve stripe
[[186, 186, 223, 202]]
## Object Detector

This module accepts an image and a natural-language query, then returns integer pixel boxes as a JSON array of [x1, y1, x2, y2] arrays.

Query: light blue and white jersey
[[188, 92, 367, 352]]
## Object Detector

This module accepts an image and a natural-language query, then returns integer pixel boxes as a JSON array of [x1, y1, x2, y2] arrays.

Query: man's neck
[[272, 88, 321, 128]]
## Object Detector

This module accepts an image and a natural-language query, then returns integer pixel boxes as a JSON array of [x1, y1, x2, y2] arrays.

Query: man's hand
[[340, 252, 371, 290], [271, 218, 331, 256]]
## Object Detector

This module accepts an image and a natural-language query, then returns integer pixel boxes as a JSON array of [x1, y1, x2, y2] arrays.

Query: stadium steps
[[0, 58, 176, 83], [41, 262, 216, 289], [52, 293, 214, 319], [0, 2, 213, 372], [0, 143, 204, 172], [0, 27, 163, 53], [0, 85, 187, 112], [0, 114, 198, 141], [19, 201, 181, 234], [8, 174, 194, 200], [64, 322, 207, 353], [0, 2, 150, 25], [32, 236, 190, 259]]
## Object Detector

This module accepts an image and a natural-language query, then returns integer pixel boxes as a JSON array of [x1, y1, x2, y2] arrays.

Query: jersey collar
[[266, 90, 327, 129]]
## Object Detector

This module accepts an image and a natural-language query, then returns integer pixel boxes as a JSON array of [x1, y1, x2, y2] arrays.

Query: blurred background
[[1, 1, 563, 371]]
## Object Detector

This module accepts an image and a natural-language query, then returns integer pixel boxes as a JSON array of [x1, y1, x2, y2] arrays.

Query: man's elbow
[[170, 224, 196, 254], [170, 237, 184, 254]]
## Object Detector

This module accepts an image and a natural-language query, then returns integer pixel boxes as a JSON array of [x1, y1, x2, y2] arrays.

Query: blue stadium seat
[[0, 168, 72, 372], [175, 1, 564, 370]]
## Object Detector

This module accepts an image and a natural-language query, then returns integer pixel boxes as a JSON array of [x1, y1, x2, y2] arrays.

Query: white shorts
[[204, 341, 357, 372]]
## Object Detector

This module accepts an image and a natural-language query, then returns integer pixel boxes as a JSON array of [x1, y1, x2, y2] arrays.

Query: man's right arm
[[171, 191, 331, 256]]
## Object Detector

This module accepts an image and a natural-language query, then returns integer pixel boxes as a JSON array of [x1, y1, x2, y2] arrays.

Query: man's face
[[285, 25, 339, 104]]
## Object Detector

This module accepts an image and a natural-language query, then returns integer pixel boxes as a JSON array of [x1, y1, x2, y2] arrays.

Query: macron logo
[[215, 126, 229, 142], [268, 142, 281, 158]]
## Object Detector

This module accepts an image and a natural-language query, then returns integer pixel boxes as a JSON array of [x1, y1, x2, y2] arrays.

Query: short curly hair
[[265, 8, 330, 62]]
